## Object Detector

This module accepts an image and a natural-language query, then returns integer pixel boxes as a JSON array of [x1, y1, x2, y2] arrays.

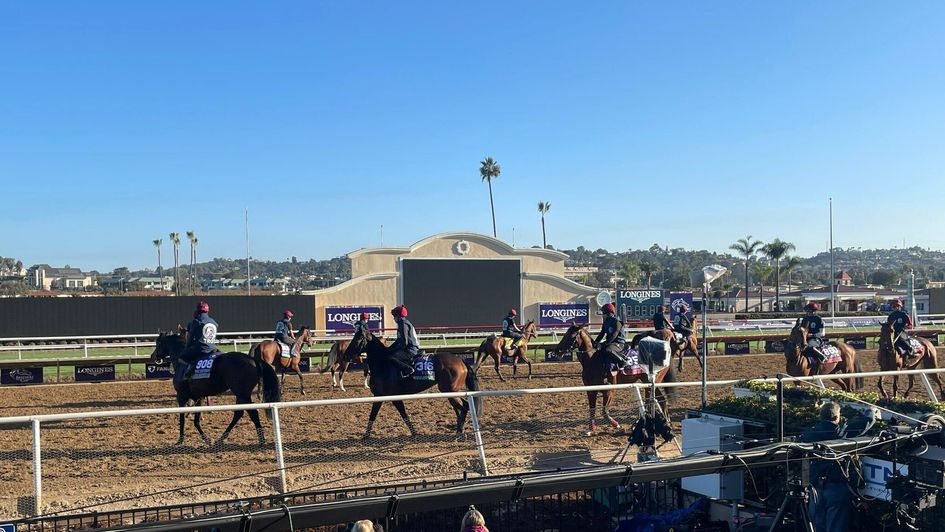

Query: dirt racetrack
[[0, 350, 923, 519]]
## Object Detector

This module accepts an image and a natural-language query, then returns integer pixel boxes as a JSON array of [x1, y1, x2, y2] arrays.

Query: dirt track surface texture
[[0, 350, 918, 519]]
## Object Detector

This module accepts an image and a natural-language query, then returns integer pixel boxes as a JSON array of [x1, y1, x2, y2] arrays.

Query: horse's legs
[[391, 400, 417, 437], [364, 402, 383, 440], [676, 347, 684, 372], [294, 364, 305, 396], [330, 363, 338, 389], [363, 362, 370, 389], [218, 410, 245, 444], [517, 350, 533, 379], [586, 390, 598, 435], [447, 397, 468, 434], [338, 361, 349, 392], [878, 373, 889, 399], [600, 389, 619, 429], [177, 412, 186, 445], [491, 352, 504, 382], [193, 411, 211, 446]]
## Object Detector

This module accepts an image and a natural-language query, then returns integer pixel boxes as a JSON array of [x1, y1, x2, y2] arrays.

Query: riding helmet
[[509, 308, 517, 316], [679, 303, 689, 312], [284, 310, 294, 318], [892, 299, 904, 308], [392, 305, 408, 318], [805, 302, 819, 312], [657, 305, 665, 312], [360, 312, 370, 320], [602, 303, 616, 315], [197, 301, 210, 313]]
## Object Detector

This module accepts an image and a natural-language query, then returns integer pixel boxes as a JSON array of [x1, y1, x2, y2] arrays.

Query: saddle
[[411, 353, 436, 381], [611, 346, 645, 376], [501, 336, 523, 350], [177, 352, 220, 383], [896, 337, 925, 358], [805, 343, 842, 365]]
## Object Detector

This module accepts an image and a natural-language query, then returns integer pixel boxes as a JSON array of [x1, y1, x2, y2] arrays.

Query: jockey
[[387, 305, 418, 377], [672, 303, 694, 341], [801, 303, 827, 362], [502, 308, 524, 350], [274, 310, 296, 350], [594, 303, 630, 370], [887, 299, 915, 356], [352, 312, 371, 337], [653, 305, 673, 332], [180, 301, 219, 375]]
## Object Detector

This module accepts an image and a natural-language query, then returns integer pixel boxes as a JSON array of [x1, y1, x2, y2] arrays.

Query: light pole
[[692, 265, 728, 410]]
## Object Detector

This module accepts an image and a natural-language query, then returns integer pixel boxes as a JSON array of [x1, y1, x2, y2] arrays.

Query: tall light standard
[[692, 265, 728, 410]]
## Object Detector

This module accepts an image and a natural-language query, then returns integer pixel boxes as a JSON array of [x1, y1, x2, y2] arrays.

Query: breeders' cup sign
[[539, 302, 589, 327], [669, 292, 694, 320], [325, 306, 384, 332], [1, 367, 43, 385], [75, 364, 116, 382], [616, 289, 664, 319]]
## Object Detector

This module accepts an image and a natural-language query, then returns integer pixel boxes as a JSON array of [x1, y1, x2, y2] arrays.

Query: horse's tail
[[256, 357, 282, 409], [474, 340, 487, 372], [854, 356, 864, 390], [662, 363, 680, 401], [249, 342, 261, 361], [323, 342, 338, 373], [464, 359, 483, 416]]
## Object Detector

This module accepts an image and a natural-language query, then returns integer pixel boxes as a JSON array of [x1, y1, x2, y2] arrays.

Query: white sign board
[[859, 457, 908, 501]]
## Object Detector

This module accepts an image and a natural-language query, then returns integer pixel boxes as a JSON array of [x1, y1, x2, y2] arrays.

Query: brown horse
[[877, 320, 944, 399], [630, 323, 701, 372], [783, 318, 861, 392], [557, 324, 678, 436], [353, 328, 482, 438], [250, 327, 314, 395], [321, 338, 370, 392], [475, 320, 537, 380]]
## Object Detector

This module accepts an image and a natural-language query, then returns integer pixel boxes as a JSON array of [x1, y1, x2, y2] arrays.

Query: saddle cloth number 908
[[195, 359, 214, 370]]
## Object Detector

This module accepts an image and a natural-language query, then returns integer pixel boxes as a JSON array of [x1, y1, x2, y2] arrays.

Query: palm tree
[[186, 231, 196, 293], [169, 232, 181, 296], [640, 261, 658, 289], [782, 256, 803, 291], [479, 157, 501, 238], [192, 235, 199, 293], [537, 201, 551, 249], [752, 263, 773, 312], [152, 239, 163, 291], [730, 235, 764, 312], [762, 238, 796, 310], [618, 260, 640, 288]]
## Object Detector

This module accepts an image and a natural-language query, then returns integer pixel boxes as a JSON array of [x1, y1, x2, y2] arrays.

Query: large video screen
[[401, 259, 521, 329]]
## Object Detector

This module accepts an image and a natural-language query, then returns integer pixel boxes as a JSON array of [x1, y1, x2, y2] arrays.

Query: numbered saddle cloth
[[191, 353, 219, 380], [501, 336, 523, 349], [279, 341, 300, 358], [412, 353, 436, 381], [897, 337, 924, 356], [806, 344, 842, 365], [618, 347, 646, 376]]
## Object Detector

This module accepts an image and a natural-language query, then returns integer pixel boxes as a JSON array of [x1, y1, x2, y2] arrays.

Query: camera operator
[[797, 401, 874, 532]]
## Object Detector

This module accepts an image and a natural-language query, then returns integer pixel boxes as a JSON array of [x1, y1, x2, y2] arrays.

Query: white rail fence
[[2, 367, 945, 520]]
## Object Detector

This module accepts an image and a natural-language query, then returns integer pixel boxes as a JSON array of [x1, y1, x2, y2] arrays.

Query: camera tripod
[[768, 479, 815, 532]]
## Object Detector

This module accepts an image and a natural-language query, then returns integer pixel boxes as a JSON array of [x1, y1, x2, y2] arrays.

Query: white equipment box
[[681, 414, 745, 500]]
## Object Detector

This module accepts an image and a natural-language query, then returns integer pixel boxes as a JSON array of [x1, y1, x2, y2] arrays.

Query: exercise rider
[[888, 299, 915, 357], [180, 301, 219, 377], [501, 308, 524, 356], [594, 303, 631, 370], [274, 310, 297, 355], [387, 305, 418, 377], [801, 303, 828, 362]]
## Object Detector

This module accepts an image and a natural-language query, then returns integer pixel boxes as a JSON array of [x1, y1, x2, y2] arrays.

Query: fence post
[[32, 419, 42, 516], [134, 337, 139, 357], [921, 374, 939, 403], [18, 340, 22, 360], [83, 339, 89, 358], [271, 406, 288, 493], [466, 393, 489, 476]]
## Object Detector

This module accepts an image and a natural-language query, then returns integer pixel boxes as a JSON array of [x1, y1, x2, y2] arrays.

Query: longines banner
[[325, 306, 384, 332], [75, 364, 116, 382], [539, 303, 589, 327], [616, 289, 664, 320]]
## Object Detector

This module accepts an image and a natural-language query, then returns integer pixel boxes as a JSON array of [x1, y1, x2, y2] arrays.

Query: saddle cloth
[[176, 352, 219, 382], [806, 344, 842, 365], [896, 337, 924, 357], [615, 347, 646, 376], [279, 341, 300, 358], [412, 353, 436, 381], [501, 337, 523, 349]]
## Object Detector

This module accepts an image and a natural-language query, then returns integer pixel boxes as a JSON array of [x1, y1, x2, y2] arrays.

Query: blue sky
[[2, 2, 943, 272]]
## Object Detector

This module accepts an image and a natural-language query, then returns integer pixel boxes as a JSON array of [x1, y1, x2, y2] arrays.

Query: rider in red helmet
[[801, 302, 827, 361], [181, 301, 219, 377], [888, 299, 915, 357], [352, 311, 372, 336], [502, 308, 524, 354], [274, 310, 297, 355], [652, 304, 673, 332], [594, 303, 630, 369], [387, 305, 418, 377]]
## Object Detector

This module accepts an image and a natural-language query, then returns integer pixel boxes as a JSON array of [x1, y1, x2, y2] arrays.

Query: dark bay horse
[[351, 329, 482, 439], [783, 318, 862, 392], [250, 326, 314, 395], [558, 324, 678, 436], [321, 338, 370, 392], [475, 320, 537, 380], [630, 324, 701, 372], [877, 321, 944, 399], [150, 331, 281, 446]]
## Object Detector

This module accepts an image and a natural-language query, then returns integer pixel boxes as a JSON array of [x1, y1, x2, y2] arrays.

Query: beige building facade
[[311, 232, 602, 330]]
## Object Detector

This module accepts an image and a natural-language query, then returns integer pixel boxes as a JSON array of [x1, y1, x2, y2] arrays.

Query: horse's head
[[789, 318, 807, 345], [879, 320, 895, 351], [297, 326, 314, 347], [151, 330, 185, 364], [523, 320, 537, 336], [556, 322, 588, 353]]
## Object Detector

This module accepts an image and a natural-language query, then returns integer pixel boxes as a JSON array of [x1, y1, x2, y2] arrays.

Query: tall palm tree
[[640, 261, 658, 289], [537, 201, 551, 248], [169, 232, 181, 296], [186, 231, 196, 293], [752, 263, 774, 312], [192, 235, 199, 293], [782, 256, 803, 291], [479, 157, 501, 238], [762, 238, 796, 310], [618, 260, 640, 288], [730, 235, 764, 313], [152, 239, 163, 291]]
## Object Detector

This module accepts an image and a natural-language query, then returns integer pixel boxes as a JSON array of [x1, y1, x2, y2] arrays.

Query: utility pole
[[829, 198, 835, 321], [245, 208, 251, 296]]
